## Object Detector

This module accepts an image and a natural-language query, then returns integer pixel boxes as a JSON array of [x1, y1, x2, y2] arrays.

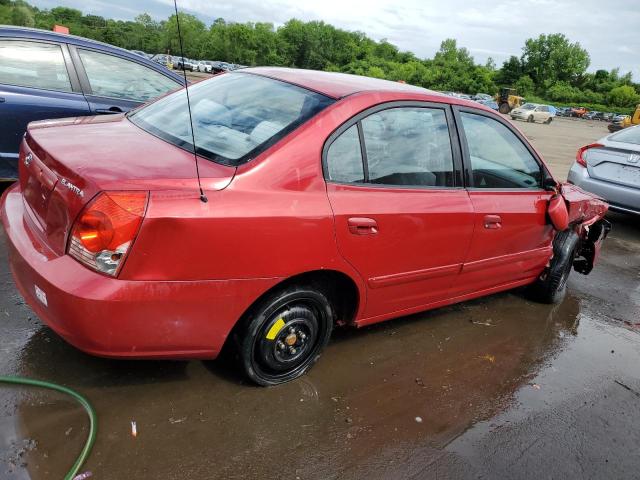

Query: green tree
[[521, 33, 590, 88], [608, 85, 640, 107], [515, 75, 535, 96], [10, 5, 34, 26]]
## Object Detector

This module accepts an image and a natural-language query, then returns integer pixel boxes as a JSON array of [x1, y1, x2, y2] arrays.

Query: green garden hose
[[0, 376, 96, 480]]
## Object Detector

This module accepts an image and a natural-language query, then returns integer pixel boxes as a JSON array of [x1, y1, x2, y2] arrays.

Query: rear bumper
[[1, 184, 280, 359], [567, 163, 640, 215]]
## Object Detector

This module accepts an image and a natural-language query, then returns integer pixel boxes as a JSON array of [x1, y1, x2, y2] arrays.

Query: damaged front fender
[[558, 183, 611, 275]]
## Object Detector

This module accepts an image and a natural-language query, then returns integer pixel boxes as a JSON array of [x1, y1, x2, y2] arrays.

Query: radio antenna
[[173, 0, 207, 203]]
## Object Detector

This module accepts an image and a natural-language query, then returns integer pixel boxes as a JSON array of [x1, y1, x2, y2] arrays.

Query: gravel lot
[[1, 115, 639, 480]]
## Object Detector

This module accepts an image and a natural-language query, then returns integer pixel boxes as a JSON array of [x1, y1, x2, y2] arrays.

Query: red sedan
[[1, 68, 609, 385]]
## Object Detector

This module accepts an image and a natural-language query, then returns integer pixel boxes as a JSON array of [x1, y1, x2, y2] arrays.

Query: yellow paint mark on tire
[[266, 318, 286, 340]]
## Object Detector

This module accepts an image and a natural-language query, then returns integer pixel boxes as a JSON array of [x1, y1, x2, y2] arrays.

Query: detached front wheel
[[528, 230, 579, 304], [237, 285, 334, 386]]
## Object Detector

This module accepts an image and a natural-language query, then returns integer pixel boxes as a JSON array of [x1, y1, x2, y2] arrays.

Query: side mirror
[[543, 177, 558, 191], [548, 194, 569, 231]]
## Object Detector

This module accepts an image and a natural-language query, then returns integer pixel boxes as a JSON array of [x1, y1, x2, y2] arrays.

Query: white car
[[510, 103, 554, 124], [196, 61, 212, 73]]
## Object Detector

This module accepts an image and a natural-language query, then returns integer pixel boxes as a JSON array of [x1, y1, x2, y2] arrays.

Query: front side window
[[130, 72, 334, 165], [0, 40, 72, 92], [78, 49, 180, 102], [361, 107, 454, 187], [460, 112, 542, 188]]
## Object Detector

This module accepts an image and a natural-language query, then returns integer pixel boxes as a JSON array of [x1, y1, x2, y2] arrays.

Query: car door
[[451, 107, 555, 296], [69, 47, 182, 114], [0, 39, 90, 179], [324, 102, 474, 323]]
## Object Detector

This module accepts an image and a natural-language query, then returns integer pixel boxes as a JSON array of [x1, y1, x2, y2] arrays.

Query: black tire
[[545, 117, 553, 124], [528, 230, 579, 304], [528, 115, 535, 123], [498, 102, 510, 114], [237, 284, 334, 386]]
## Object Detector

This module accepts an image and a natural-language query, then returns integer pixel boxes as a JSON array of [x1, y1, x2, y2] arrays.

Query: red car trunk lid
[[19, 115, 236, 255]]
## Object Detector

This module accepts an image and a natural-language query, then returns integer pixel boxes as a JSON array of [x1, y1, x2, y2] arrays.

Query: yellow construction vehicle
[[608, 104, 640, 132], [496, 87, 525, 114]]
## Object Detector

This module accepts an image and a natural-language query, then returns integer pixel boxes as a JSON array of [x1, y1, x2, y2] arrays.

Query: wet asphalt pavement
[[1, 120, 640, 479]]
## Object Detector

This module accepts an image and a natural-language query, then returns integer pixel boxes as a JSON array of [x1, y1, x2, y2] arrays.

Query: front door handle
[[95, 106, 123, 114], [348, 217, 378, 235], [484, 215, 502, 229]]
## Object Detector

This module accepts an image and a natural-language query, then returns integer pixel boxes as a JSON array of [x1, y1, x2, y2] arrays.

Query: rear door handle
[[484, 215, 502, 229], [95, 106, 123, 114], [348, 217, 378, 235]]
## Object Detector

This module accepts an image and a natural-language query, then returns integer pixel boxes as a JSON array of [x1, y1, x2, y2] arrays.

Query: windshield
[[521, 103, 536, 110], [130, 72, 334, 166]]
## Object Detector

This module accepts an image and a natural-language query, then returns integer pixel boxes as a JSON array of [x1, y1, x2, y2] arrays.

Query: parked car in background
[[510, 103, 554, 124], [477, 99, 499, 111], [130, 50, 152, 59], [571, 106, 588, 118], [473, 93, 493, 102], [173, 56, 194, 71], [602, 112, 614, 122], [555, 107, 571, 117], [1, 68, 609, 385], [584, 111, 598, 120], [568, 124, 640, 215], [0, 26, 185, 180], [151, 53, 173, 69], [196, 61, 212, 73]]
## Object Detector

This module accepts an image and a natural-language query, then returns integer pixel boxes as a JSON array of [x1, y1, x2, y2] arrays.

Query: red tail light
[[68, 191, 148, 276], [576, 143, 603, 167]]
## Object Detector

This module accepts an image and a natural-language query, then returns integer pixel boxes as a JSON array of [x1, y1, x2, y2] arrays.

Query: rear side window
[[361, 108, 454, 187], [460, 112, 542, 189], [326, 125, 364, 183], [0, 40, 72, 92], [325, 106, 455, 188], [78, 49, 179, 102]]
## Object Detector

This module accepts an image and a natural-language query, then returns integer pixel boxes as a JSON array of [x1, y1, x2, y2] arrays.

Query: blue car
[[477, 99, 499, 111], [0, 26, 186, 180]]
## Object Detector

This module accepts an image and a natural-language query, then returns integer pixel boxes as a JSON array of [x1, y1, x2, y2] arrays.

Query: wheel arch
[[222, 268, 364, 353]]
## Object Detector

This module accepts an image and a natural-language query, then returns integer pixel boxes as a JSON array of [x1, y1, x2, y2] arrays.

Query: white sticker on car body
[[35, 285, 48, 307]]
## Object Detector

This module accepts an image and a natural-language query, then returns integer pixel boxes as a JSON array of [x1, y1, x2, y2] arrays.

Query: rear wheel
[[237, 285, 334, 386], [545, 117, 553, 124], [528, 230, 579, 304]]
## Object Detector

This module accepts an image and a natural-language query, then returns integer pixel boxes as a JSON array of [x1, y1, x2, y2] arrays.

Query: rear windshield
[[610, 125, 640, 145], [129, 72, 334, 166]]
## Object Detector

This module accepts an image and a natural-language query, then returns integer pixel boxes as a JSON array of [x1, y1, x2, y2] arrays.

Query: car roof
[[0, 25, 185, 84], [243, 67, 444, 100]]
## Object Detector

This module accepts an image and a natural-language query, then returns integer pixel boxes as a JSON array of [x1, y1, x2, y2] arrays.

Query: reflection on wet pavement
[[1, 211, 639, 479]]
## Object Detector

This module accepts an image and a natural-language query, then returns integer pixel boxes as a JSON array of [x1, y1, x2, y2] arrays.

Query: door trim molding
[[462, 246, 552, 273], [368, 263, 461, 288]]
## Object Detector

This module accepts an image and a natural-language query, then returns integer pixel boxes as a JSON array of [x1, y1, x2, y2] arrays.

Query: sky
[[31, 0, 640, 80]]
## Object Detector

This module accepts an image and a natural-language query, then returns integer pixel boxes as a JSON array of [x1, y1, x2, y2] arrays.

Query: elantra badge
[[61, 178, 84, 198], [629, 154, 639, 164], [24, 152, 32, 166]]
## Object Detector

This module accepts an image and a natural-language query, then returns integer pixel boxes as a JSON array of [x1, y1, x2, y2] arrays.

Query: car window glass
[[460, 112, 542, 188], [78, 49, 179, 102], [610, 125, 640, 145], [0, 40, 72, 92], [130, 72, 333, 165], [326, 125, 364, 183], [361, 107, 454, 187]]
